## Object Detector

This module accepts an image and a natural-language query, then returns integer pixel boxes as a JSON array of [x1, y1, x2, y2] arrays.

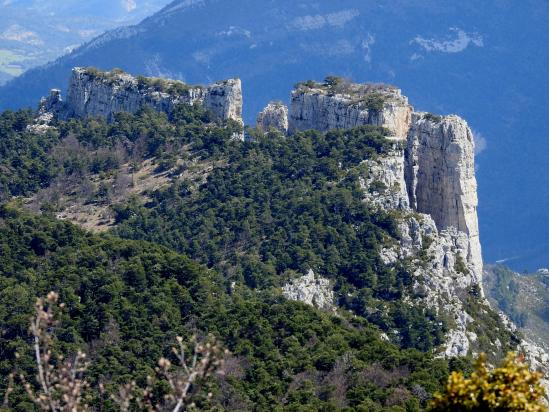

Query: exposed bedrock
[[286, 81, 482, 280], [405, 113, 482, 280], [288, 83, 413, 139], [51, 67, 243, 125], [256, 101, 289, 134]]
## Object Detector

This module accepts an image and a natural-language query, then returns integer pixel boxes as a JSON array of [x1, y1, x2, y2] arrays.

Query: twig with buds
[[112, 335, 226, 411], [20, 292, 89, 412], [158, 335, 226, 412]]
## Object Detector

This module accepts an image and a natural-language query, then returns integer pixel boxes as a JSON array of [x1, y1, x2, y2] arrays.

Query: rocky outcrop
[[256, 101, 289, 133], [288, 81, 482, 282], [202, 79, 244, 125], [51, 68, 243, 125], [41, 89, 63, 113], [26, 89, 62, 134], [288, 82, 412, 139], [380, 212, 483, 356], [405, 113, 482, 281], [282, 269, 335, 310], [361, 145, 409, 211], [287, 79, 489, 357]]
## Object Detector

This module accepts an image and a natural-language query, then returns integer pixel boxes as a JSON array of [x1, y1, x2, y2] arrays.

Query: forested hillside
[[0, 97, 525, 410], [1, 0, 548, 271], [0, 206, 461, 411]]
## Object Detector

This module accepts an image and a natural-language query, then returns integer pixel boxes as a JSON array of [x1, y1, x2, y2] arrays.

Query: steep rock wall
[[287, 82, 482, 281], [56, 68, 243, 124], [287, 80, 489, 357], [405, 113, 482, 280], [288, 85, 412, 139]]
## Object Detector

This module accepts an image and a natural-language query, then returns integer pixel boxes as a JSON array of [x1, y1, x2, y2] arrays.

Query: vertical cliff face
[[288, 82, 412, 139], [285, 79, 490, 356], [57, 68, 243, 124], [288, 81, 482, 280], [203, 79, 243, 125], [405, 113, 482, 279]]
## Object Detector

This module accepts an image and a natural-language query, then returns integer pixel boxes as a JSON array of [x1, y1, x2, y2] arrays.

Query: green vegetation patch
[[81, 67, 193, 96], [423, 113, 443, 123], [359, 92, 387, 112], [0, 206, 453, 410]]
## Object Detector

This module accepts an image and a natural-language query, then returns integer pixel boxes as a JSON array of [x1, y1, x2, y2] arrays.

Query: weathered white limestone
[[256, 101, 289, 133], [288, 84, 412, 139], [286, 80, 490, 356], [288, 83, 482, 281], [282, 269, 335, 310], [26, 89, 62, 134], [405, 112, 482, 282], [57, 67, 243, 124], [203, 78, 243, 125], [394, 213, 482, 357], [361, 145, 409, 211]]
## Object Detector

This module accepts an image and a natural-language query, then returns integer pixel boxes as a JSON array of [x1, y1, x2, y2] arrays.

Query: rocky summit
[[42, 67, 243, 125], [38, 71, 482, 290], [257, 78, 483, 357], [265, 79, 482, 285]]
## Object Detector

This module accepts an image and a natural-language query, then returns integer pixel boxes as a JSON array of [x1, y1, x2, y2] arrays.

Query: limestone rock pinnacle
[[256, 101, 289, 134], [405, 112, 482, 280]]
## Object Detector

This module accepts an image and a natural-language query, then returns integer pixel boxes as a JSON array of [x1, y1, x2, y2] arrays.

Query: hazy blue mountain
[[0, 0, 547, 270], [0, 0, 170, 82]]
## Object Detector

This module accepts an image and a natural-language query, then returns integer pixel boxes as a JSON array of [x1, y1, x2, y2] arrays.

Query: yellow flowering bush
[[429, 352, 547, 411]]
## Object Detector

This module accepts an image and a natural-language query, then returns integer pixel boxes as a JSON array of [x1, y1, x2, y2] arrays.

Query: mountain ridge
[[1, 65, 548, 408], [26, 67, 516, 360], [0, 0, 546, 271]]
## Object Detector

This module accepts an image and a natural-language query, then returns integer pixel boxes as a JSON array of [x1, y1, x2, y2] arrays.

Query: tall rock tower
[[286, 78, 483, 281], [405, 113, 482, 279]]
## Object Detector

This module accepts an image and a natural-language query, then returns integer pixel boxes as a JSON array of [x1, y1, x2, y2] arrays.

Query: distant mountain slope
[[0, 0, 547, 272], [0, 0, 170, 83], [484, 265, 549, 351]]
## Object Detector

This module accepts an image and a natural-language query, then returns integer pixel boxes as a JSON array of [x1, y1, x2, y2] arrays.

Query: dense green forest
[[0, 105, 447, 352], [112, 123, 447, 352], [0, 102, 523, 410], [0, 110, 59, 199], [0, 206, 457, 410]]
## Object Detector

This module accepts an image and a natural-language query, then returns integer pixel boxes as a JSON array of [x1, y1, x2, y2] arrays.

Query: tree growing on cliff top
[[428, 352, 547, 412]]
